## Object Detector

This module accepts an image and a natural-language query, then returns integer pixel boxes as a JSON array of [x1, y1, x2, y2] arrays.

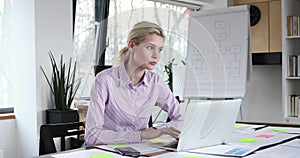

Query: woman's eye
[[146, 46, 153, 50]]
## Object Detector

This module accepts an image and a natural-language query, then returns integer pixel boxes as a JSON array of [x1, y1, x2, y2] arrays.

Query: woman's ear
[[128, 40, 134, 49]]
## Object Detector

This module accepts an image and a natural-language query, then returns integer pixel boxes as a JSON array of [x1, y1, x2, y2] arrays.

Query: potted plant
[[164, 58, 175, 92], [41, 51, 81, 124]]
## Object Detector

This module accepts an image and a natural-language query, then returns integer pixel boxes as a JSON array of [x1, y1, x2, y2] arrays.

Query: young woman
[[85, 21, 183, 145]]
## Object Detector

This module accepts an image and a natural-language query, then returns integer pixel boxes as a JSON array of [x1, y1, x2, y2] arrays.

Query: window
[[74, 0, 190, 99], [0, 0, 14, 114]]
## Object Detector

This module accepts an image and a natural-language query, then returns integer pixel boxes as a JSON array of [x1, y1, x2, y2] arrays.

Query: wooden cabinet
[[269, 0, 282, 52], [234, 0, 282, 53]]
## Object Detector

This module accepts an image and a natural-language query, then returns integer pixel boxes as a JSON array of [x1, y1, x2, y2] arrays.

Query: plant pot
[[46, 109, 79, 124]]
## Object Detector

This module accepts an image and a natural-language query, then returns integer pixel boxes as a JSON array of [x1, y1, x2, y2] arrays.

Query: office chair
[[149, 96, 183, 127], [94, 65, 112, 76], [39, 122, 85, 155]]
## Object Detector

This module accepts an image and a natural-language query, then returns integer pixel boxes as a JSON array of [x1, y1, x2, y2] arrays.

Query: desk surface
[[34, 148, 170, 158], [35, 121, 300, 158]]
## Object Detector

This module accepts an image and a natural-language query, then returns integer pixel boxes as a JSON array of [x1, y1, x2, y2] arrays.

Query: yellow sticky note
[[150, 138, 167, 143], [238, 138, 259, 143], [272, 129, 288, 133], [109, 143, 128, 147], [234, 125, 243, 129], [90, 154, 115, 158]]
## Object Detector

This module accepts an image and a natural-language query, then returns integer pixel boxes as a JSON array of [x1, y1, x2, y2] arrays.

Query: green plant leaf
[[40, 51, 81, 111]]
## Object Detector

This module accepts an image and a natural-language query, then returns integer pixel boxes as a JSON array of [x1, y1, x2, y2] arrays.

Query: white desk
[[35, 121, 300, 158]]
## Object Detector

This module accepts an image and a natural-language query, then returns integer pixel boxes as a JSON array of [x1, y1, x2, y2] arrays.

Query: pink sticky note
[[255, 134, 274, 138]]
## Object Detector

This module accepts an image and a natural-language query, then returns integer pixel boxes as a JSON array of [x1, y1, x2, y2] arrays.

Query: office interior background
[[0, 0, 282, 157]]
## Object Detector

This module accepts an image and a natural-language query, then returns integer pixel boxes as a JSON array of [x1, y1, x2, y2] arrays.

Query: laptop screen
[[177, 99, 241, 151]]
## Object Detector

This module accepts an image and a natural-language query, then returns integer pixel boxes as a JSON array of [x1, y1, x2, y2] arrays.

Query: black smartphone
[[114, 147, 140, 157]]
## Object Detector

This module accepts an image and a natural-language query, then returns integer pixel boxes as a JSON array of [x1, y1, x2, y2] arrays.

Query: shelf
[[286, 77, 300, 79], [284, 117, 300, 123], [286, 36, 300, 39], [282, 0, 300, 124], [252, 52, 282, 65]]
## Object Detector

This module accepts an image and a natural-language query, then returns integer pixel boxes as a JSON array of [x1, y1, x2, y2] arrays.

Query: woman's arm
[[153, 77, 184, 131]]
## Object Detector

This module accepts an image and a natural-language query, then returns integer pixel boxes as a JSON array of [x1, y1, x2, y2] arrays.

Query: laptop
[[151, 99, 242, 151]]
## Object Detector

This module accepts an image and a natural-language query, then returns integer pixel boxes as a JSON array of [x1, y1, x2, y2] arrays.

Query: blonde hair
[[113, 21, 165, 66]]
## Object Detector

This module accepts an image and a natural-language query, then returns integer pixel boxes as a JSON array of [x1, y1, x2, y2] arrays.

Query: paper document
[[51, 148, 142, 158], [98, 141, 166, 155], [188, 125, 299, 157], [234, 123, 267, 131], [151, 151, 226, 158], [255, 126, 300, 134], [188, 144, 258, 157], [246, 139, 300, 158], [233, 123, 267, 134], [229, 128, 299, 149]]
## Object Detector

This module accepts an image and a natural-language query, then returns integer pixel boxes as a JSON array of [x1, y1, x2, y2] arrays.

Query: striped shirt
[[85, 63, 183, 145]]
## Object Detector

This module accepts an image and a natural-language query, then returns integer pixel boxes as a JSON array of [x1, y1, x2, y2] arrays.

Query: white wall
[[0, 119, 16, 158], [35, 0, 73, 157], [10, 0, 38, 157], [202, 0, 229, 9], [242, 65, 283, 122], [0, 0, 73, 158], [174, 65, 283, 123], [35, 0, 73, 133]]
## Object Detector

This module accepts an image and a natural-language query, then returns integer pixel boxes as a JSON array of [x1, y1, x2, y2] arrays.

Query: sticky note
[[90, 154, 115, 158], [185, 155, 203, 158], [272, 129, 288, 133], [234, 125, 243, 129], [256, 134, 274, 138], [150, 138, 168, 143], [109, 143, 128, 147], [238, 138, 258, 143]]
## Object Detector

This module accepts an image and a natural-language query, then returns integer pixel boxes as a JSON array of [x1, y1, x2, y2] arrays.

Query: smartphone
[[114, 147, 140, 157]]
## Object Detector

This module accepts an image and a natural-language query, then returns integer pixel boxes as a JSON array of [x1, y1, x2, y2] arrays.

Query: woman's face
[[130, 34, 164, 70]]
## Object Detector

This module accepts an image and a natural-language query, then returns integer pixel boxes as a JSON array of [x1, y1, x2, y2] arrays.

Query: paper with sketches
[[246, 139, 300, 158], [188, 144, 258, 157]]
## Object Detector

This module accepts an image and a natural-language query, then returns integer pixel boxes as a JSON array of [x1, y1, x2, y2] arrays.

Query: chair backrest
[[94, 65, 112, 76], [39, 122, 85, 155]]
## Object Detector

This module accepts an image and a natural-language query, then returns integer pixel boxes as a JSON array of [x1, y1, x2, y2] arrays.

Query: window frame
[[0, 107, 14, 114]]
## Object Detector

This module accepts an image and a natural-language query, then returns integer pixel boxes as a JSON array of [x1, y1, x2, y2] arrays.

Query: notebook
[[151, 99, 242, 151]]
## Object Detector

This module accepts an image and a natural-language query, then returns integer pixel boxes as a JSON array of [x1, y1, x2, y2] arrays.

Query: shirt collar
[[117, 62, 149, 88], [118, 62, 131, 87]]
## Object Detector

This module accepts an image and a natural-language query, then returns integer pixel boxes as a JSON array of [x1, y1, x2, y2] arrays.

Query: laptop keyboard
[[163, 140, 178, 149]]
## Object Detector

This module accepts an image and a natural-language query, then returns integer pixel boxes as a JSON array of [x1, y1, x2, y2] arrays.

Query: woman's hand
[[141, 127, 180, 140]]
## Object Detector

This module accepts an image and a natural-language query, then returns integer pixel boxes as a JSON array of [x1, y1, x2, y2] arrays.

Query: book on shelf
[[288, 95, 291, 117], [287, 55, 299, 77], [288, 55, 292, 77], [293, 16, 298, 36], [287, 15, 292, 36], [298, 55, 300, 77], [288, 95, 300, 117], [292, 55, 298, 77], [287, 15, 300, 36]]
